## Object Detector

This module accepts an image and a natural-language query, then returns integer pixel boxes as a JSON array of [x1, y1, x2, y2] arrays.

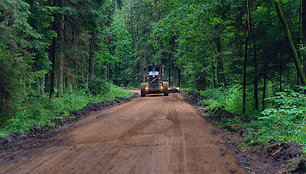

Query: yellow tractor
[[140, 65, 169, 97]]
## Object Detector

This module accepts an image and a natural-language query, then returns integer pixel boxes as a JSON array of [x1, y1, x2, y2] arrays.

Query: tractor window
[[149, 71, 159, 76]]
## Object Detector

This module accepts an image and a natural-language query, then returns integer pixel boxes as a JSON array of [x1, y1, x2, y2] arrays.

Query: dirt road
[[0, 93, 247, 174]]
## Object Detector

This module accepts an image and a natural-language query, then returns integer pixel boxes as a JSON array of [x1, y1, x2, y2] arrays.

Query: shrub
[[257, 86, 305, 147], [0, 83, 132, 137], [199, 85, 245, 114], [197, 85, 305, 152], [88, 76, 109, 95]]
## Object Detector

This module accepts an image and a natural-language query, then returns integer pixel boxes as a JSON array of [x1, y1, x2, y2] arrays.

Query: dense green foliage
[[258, 87, 305, 146], [0, 84, 132, 137], [0, 0, 126, 136], [197, 86, 305, 151]]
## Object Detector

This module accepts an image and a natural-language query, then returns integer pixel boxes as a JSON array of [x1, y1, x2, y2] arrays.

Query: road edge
[[180, 91, 305, 174], [0, 92, 139, 163]]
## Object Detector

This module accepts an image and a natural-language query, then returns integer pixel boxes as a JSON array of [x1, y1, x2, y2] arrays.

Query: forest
[[0, 0, 305, 157]]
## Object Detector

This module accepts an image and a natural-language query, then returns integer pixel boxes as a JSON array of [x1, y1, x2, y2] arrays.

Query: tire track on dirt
[[83, 98, 166, 174], [0, 93, 248, 174], [165, 98, 187, 174]]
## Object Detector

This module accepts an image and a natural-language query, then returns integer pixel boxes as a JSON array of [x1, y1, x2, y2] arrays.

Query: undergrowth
[[0, 83, 132, 137], [197, 85, 306, 153], [199, 85, 244, 114]]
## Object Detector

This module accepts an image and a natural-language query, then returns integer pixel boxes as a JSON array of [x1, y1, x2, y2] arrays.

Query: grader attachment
[[168, 87, 180, 93], [140, 65, 179, 97]]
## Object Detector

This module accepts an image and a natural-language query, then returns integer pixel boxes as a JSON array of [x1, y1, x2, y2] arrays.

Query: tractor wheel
[[140, 83, 146, 97], [163, 82, 169, 96]]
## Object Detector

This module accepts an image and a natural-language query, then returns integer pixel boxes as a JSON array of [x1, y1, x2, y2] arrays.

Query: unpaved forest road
[[0, 93, 247, 174]]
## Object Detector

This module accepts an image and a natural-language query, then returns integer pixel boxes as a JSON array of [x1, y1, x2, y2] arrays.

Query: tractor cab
[[145, 66, 166, 90], [141, 65, 169, 97]]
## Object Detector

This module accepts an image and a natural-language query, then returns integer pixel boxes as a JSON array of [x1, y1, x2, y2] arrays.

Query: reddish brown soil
[[0, 93, 247, 174]]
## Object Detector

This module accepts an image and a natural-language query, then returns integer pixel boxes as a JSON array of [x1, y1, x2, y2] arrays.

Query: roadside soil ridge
[[0, 92, 138, 162], [181, 90, 305, 174]]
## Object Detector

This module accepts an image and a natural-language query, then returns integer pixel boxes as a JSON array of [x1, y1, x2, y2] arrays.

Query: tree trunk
[[172, 64, 176, 86], [178, 69, 181, 88], [35, 75, 43, 95], [108, 63, 112, 81], [104, 63, 108, 82], [249, 5, 259, 110], [114, 63, 119, 85], [54, 75, 58, 95], [71, 26, 79, 87], [279, 43, 282, 92], [58, 13, 64, 96], [64, 17, 70, 94], [49, 0, 57, 100], [65, 78, 71, 93], [216, 37, 225, 86], [262, 42, 268, 111], [252, 41, 259, 110], [243, 35, 248, 114], [298, 1, 302, 85], [89, 32, 96, 81], [211, 57, 216, 88], [142, 54, 147, 83], [243, 0, 250, 114], [169, 65, 171, 85], [138, 60, 141, 84], [262, 62, 267, 111], [157, 3, 163, 50], [275, 1, 306, 85], [302, 0, 306, 75]]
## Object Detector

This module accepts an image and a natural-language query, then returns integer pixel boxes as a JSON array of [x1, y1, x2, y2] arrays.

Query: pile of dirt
[[211, 107, 305, 174], [266, 141, 305, 173], [0, 93, 138, 161], [181, 91, 305, 174], [268, 141, 303, 161], [223, 135, 305, 174]]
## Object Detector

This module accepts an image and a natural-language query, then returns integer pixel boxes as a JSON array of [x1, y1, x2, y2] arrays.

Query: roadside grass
[[0, 83, 132, 137], [194, 85, 305, 153]]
